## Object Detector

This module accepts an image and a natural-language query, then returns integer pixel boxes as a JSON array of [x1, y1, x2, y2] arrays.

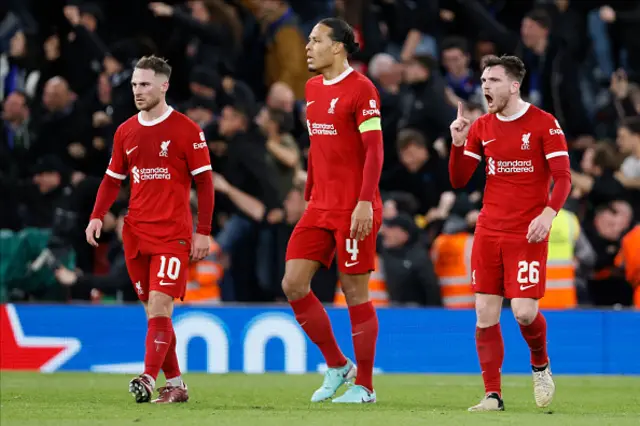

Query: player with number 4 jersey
[[449, 55, 572, 412], [283, 18, 384, 404], [86, 56, 214, 405]]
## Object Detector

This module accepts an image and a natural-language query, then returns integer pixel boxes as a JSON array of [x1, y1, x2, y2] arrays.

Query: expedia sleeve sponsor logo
[[308, 121, 338, 135], [193, 142, 207, 149], [549, 128, 564, 135]]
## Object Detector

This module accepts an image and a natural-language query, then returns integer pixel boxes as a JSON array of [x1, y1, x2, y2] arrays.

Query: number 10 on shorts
[[157, 256, 181, 280]]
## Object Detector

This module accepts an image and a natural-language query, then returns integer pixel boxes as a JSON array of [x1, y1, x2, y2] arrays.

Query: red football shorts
[[122, 224, 190, 301], [286, 207, 382, 275], [471, 229, 548, 299]]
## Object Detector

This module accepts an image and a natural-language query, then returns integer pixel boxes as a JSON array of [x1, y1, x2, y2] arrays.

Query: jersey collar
[[496, 102, 530, 122], [323, 67, 354, 85], [138, 106, 174, 127]]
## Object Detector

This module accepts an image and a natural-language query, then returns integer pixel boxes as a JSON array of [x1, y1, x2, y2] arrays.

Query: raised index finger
[[457, 101, 464, 118]]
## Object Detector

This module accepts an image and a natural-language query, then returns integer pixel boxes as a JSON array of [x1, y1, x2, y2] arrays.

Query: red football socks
[[348, 301, 378, 392], [290, 291, 347, 368], [476, 323, 504, 396], [161, 329, 181, 380], [143, 316, 173, 381], [519, 312, 549, 367]]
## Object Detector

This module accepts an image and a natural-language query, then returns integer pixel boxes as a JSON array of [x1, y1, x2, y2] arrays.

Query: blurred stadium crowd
[[1, 0, 639, 308]]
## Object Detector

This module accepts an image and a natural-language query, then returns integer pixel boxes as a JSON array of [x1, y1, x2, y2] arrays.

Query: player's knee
[[512, 300, 538, 325], [475, 294, 501, 327], [147, 291, 174, 318], [340, 276, 369, 306], [281, 273, 309, 301]]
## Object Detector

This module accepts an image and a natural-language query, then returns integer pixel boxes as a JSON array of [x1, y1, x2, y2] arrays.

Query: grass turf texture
[[2, 372, 640, 425]]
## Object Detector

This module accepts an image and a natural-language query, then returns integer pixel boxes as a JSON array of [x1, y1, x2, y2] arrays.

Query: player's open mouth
[[485, 94, 493, 104]]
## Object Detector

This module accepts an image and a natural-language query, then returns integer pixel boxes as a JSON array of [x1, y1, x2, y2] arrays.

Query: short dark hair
[[482, 55, 526, 84], [135, 55, 172, 79], [397, 128, 427, 152], [592, 142, 620, 171], [318, 18, 360, 55], [441, 36, 469, 54], [267, 108, 294, 134], [525, 8, 552, 30], [621, 117, 640, 136]]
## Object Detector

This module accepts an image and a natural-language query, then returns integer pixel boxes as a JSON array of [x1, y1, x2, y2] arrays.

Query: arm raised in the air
[[449, 103, 481, 189]]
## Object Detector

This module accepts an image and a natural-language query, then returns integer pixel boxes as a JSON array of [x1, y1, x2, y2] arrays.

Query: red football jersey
[[106, 107, 212, 245], [305, 67, 382, 211], [463, 103, 568, 236]]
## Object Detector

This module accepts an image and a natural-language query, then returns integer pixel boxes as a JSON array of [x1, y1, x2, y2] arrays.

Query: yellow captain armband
[[358, 117, 382, 133]]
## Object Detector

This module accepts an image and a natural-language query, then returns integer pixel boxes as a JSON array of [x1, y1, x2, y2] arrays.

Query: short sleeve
[[463, 120, 482, 161], [542, 114, 569, 160], [185, 122, 212, 176], [354, 80, 382, 133], [106, 126, 128, 180]]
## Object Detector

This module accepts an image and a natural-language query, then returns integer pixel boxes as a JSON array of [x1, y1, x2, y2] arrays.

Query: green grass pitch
[[2, 372, 640, 425]]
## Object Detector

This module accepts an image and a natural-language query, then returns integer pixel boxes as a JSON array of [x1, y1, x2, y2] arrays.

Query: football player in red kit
[[86, 56, 214, 404], [449, 55, 571, 411], [283, 18, 384, 403]]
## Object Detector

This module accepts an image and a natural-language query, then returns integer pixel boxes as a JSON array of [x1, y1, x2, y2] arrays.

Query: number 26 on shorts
[[517, 260, 540, 286]]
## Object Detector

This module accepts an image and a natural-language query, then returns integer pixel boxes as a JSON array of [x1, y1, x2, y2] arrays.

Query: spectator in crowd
[[379, 213, 442, 306], [399, 55, 457, 143], [381, 128, 453, 217], [440, 36, 482, 104], [571, 142, 626, 219], [1, 90, 36, 179], [54, 206, 136, 302], [252, 0, 311, 100]]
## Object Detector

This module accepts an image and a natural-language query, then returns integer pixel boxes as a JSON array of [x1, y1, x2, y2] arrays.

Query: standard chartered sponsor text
[[310, 122, 338, 135], [497, 160, 534, 173], [139, 167, 171, 181]]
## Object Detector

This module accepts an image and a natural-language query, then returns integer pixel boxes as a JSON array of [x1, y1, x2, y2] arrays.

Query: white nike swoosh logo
[[482, 139, 496, 146], [154, 339, 168, 345], [520, 284, 536, 291], [344, 261, 359, 267], [351, 331, 364, 337], [159, 280, 175, 286], [126, 146, 138, 155], [306, 101, 315, 107]]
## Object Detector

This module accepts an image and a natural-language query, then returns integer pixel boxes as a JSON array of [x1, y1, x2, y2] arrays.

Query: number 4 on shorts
[[346, 239, 359, 261]]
